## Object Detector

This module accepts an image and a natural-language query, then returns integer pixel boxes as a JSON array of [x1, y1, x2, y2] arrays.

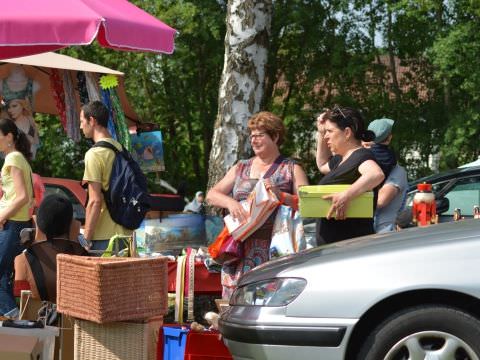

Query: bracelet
[[279, 192, 287, 204], [291, 195, 299, 211]]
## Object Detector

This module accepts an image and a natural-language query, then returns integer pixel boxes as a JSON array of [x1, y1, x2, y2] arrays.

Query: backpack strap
[[90, 140, 122, 194], [92, 140, 121, 153], [24, 247, 49, 301]]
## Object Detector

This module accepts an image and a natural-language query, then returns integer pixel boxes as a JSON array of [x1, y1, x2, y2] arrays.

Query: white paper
[[224, 200, 250, 233]]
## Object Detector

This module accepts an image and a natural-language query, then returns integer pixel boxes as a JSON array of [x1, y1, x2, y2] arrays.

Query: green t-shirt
[[83, 138, 132, 240], [0, 151, 33, 221]]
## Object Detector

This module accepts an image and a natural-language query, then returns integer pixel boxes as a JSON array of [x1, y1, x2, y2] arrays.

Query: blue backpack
[[93, 141, 151, 230]]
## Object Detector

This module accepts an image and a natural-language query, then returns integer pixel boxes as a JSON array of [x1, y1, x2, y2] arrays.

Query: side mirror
[[436, 197, 450, 214]]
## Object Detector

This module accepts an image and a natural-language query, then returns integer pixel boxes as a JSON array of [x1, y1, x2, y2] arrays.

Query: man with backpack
[[79, 101, 133, 253]]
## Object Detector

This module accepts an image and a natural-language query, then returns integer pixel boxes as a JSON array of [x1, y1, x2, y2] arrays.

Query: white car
[[219, 219, 480, 359]]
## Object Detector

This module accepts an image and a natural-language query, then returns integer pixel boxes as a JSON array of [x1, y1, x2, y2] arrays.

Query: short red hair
[[247, 111, 286, 145]]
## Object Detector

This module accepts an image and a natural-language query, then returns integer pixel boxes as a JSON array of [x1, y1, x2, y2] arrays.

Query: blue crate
[[163, 326, 189, 360]]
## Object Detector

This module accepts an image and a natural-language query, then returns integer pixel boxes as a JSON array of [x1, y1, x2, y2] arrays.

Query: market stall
[[1, 53, 226, 360]]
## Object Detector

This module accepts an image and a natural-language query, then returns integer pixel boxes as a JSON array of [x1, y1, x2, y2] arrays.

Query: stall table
[[167, 261, 221, 295]]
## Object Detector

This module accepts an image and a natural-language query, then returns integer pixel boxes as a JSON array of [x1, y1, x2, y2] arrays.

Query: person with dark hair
[[0, 118, 34, 316], [79, 100, 131, 253], [14, 194, 86, 304], [207, 111, 309, 299], [315, 106, 385, 244]]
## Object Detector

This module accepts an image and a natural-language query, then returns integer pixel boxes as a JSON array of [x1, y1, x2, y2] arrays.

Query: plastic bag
[[270, 205, 305, 259], [208, 227, 242, 265], [101, 235, 136, 257]]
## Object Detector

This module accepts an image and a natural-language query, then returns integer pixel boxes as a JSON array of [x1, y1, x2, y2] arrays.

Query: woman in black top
[[315, 106, 384, 244]]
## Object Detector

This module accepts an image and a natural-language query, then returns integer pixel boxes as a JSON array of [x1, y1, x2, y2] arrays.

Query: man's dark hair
[[81, 100, 109, 128], [37, 194, 73, 240]]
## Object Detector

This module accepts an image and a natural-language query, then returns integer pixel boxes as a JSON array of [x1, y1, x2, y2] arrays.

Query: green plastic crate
[[299, 185, 374, 218]]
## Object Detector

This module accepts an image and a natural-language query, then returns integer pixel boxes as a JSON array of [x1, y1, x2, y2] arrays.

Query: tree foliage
[[32, 0, 480, 191]]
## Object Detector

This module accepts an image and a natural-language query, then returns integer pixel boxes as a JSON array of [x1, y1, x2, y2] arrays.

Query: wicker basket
[[57, 255, 168, 323], [74, 317, 163, 360]]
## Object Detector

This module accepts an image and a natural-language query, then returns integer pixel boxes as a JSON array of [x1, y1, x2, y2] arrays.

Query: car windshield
[[442, 176, 480, 216]]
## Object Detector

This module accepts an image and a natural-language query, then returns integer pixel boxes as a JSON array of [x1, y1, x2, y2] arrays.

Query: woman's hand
[[227, 198, 249, 223], [264, 178, 281, 200], [316, 112, 327, 137], [323, 191, 350, 220]]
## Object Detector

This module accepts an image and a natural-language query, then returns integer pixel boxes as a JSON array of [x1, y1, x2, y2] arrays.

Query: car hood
[[238, 219, 480, 287]]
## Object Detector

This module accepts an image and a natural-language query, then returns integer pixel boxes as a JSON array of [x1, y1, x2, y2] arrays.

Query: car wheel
[[357, 305, 480, 360]]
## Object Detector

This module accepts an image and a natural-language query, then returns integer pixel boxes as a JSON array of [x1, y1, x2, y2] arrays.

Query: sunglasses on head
[[331, 105, 357, 133]]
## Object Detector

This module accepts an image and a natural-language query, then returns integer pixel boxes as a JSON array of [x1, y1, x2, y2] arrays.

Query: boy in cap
[[367, 118, 397, 179], [365, 118, 408, 233]]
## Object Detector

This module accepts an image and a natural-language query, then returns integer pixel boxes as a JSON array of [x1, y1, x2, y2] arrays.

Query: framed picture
[[130, 130, 165, 172]]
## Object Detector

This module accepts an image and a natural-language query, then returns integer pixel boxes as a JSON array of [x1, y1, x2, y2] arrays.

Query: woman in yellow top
[[0, 118, 33, 316]]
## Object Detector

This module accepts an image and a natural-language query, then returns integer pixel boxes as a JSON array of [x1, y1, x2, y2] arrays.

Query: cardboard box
[[0, 333, 42, 360], [299, 185, 374, 218], [215, 299, 229, 314]]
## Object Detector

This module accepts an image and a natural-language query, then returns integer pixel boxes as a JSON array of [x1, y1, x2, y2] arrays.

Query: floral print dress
[[221, 157, 295, 299]]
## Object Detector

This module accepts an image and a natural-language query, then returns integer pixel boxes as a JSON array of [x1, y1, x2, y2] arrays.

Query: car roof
[[40, 176, 87, 205], [409, 165, 480, 188]]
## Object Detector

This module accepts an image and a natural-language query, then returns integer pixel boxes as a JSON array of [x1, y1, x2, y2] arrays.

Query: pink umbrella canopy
[[0, 0, 177, 60]]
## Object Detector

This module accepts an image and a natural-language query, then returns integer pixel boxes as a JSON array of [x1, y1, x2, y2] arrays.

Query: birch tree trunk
[[207, 0, 272, 189]]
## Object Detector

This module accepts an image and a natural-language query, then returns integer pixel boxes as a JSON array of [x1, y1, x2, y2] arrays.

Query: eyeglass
[[249, 132, 267, 141]]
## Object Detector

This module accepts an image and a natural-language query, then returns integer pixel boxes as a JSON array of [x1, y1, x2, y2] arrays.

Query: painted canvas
[[135, 213, 207, 255], [131, 130, 165, 172]]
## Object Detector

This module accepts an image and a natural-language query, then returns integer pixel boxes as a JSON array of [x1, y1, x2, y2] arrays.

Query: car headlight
[[230, 278, 307, 307]]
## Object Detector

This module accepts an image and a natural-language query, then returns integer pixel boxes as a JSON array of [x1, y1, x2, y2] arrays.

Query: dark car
[[406, 165, 480, 222]]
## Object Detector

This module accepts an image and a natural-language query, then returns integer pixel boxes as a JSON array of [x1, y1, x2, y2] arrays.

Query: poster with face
[[130, 130, 165, 172], [0, 65, 41, 159]]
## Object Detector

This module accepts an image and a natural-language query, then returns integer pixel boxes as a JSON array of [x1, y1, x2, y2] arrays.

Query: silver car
[[219, 219, 480, 359]]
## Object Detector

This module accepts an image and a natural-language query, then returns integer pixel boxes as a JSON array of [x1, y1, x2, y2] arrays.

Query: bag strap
[[25, 248, 49, 301], [262, 155, 285, 179], [90, 140, 122, 195], [92, 140, 120, 153]]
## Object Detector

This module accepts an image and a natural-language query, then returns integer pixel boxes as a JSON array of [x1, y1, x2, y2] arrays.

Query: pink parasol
[[0, 0, 177, 60]]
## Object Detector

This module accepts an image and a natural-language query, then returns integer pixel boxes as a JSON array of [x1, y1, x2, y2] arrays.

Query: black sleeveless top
[[316, 148, 379, 244]]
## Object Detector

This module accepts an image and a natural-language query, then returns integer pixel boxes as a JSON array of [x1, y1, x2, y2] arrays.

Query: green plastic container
[[299, 185, 374, 218]]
